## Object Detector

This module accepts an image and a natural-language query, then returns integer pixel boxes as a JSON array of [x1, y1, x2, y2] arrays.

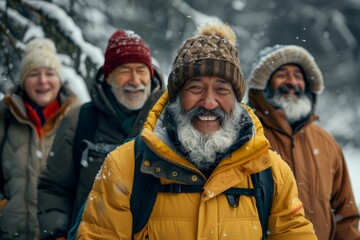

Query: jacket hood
[[247, 45, 324, 94]]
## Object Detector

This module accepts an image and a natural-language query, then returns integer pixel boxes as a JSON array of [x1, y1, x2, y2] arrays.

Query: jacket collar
[[140, 92, 272, 200], [141, 92, 271, 177], [3, 85, 76, 129]]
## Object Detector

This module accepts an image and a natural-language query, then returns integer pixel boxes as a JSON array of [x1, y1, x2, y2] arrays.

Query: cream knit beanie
[[19, 38, 62, 88]]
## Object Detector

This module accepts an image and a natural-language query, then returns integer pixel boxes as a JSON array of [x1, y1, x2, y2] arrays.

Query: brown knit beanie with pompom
[[167, 23, 245, 102]]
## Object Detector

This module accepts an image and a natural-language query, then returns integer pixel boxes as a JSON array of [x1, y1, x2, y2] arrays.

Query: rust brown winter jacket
[[248, 89, 360, 240]]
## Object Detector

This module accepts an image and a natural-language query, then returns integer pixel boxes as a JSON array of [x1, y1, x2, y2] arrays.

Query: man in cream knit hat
[[0, 38, 76, 239], [76, 23, 316, 239], [247, 44, 360, 240]]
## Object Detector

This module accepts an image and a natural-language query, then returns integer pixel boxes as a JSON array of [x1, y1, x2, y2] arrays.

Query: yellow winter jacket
[[77, 92, 317, 240]]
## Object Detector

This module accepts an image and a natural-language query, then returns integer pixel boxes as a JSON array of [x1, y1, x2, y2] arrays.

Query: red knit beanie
[[104, 29, 153, 78]]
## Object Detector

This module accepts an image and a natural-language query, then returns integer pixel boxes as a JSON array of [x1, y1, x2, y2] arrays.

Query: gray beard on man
[[166, 96, 244, 171], [271, 93, 312, 124]]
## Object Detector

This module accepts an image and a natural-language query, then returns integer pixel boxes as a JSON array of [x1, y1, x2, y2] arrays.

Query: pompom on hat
[[247, 44, 324, 94], [19, 38, 62, 88], [167, 23, 245, 102], [103, 29, 153, 79]]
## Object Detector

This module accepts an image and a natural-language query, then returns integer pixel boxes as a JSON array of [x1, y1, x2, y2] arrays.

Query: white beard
[[166, 97, 245, 171], [272, 94, 312, 124], [108, 75, 151, 110]]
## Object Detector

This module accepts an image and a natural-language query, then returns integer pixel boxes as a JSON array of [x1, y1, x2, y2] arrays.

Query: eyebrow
[[187, 78, 201, 83], [216, 78, 230, 85], [276, 67, 288, 72], [29, 68, 55, 73]]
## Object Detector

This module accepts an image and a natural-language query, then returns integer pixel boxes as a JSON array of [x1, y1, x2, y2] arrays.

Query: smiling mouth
[[124, 89, 144, 94], [278, 85, 301, 96], [36, 89, 50, 94], [197, 115, 218, 121]]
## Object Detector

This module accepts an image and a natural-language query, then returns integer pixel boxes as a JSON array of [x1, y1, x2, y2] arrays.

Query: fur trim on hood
[[247, 45, 324, 94]]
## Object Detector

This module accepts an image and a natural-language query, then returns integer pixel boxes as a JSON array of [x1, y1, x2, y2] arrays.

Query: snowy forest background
[[0, 0, 359, 210]]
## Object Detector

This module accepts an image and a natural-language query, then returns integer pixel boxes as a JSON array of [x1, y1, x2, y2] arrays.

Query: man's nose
[[286, 74, 298, 86], [128, 70, 142, 86], [201, 91, 219, 110]]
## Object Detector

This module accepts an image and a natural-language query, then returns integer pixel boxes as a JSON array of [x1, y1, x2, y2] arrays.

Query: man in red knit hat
[[103, 30, 156, 110], [37, 29, 165, 240]]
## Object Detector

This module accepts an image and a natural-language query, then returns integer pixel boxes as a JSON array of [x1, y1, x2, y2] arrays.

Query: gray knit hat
[[247, 45, 324, 94], [167, 23, 245, 102]]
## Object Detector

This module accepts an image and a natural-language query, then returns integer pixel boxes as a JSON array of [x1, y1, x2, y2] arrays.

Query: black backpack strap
[[131, 136, 274, 240], [0, 114, 10, 197], [67, 202, 85, 240], [150, 168, 273, 240], [154, 184, 203, 193], [72, 102, 98, 173], [131, 136, 159, 234], [154, 184, 262, 196], [251, 167, 274, 240]]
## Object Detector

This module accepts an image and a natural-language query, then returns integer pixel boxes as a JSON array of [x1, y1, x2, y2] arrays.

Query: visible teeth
[[125, 90, 142, 93], [198, 115, 217, 121]]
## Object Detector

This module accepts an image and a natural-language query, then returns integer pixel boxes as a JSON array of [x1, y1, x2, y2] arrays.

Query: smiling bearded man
[[165, 95, 252, 174], [76, 23, 317, 240], [247, 45, 360, 240], [106, 63, 152, 110]]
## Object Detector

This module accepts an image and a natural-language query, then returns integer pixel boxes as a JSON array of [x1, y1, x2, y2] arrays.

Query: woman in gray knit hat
[[247, 44, 360, 240]]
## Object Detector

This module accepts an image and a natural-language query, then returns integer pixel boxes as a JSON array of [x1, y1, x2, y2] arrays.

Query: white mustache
[[122, 84, 145, 92]]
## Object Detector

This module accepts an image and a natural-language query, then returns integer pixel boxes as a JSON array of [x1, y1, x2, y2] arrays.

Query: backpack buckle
[[168, 184, 182, 193], [157, 184, 183, 193]]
